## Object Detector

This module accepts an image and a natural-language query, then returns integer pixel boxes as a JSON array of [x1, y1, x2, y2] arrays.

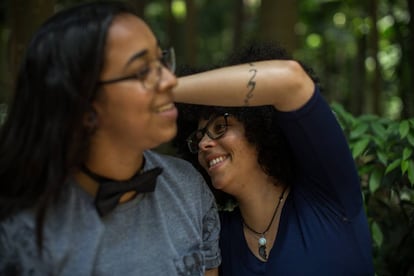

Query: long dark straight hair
[[0, 1, 135, 248]]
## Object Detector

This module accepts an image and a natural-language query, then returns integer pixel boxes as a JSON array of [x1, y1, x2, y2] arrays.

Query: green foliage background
[[332, 104, 414, 275]]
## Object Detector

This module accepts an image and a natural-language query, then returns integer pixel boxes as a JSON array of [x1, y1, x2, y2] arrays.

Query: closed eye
[[134, 65, 151, 81]]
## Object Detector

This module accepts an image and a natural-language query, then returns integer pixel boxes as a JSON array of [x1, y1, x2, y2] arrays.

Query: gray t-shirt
[[0, 150, 221, 275]]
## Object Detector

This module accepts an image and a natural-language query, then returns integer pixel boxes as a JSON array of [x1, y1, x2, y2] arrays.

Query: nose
[[198, 133, 216, 152], [158, 66, 177, 92]]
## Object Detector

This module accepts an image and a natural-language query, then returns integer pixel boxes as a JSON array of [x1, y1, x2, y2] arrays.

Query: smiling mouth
[[156, 102, 175, 113], [208, 155, 228, 168]]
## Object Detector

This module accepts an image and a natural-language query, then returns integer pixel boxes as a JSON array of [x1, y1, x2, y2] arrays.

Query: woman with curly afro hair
[[173, 42, 374, 275]]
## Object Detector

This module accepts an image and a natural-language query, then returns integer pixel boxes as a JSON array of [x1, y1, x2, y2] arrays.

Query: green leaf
[[350, 124, 369, 139], [371, 122, 386, 137], [399, 120, 410, 138], [387, 123, 399, 135], [371, 222, 383, 247], [376, 151, 387, 165], [401, 159, 409, 174], [331, 103, 354, 129], [409, 118, 414, 127], [408, 160, 414, 186], [369, 168, 383, 193], [385, 158, 401, 174], [359, 114, 378, 122], [407, 134, 414, 147], [403, 147, 413, 160], [352, 137, 370, 158], [372, 136, 385, 148]]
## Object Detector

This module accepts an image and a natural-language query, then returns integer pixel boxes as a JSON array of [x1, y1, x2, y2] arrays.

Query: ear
[[83, 108, 98, 133]]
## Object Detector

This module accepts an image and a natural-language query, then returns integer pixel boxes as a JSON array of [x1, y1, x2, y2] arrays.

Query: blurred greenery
[[0, 0, 413, 274], [332, 103, 414, 276], [1, 0, 413, 118]]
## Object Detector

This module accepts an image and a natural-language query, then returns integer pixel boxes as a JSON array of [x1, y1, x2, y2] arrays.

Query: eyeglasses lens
[[187, 114, 229, 154], [162, 48, 176, 73], [144, 47, 175, 90]]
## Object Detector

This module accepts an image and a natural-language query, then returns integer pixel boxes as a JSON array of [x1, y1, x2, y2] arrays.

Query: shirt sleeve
[[0, 219, 49, 276], [277, 86, 363, 217], [0, 225, 21, 275]]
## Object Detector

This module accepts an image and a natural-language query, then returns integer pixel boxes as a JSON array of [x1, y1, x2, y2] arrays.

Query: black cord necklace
[[242, 186, 288, 260]]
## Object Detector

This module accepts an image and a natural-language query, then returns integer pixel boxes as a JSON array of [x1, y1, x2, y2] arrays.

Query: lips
[[155, 102, 175, 113]]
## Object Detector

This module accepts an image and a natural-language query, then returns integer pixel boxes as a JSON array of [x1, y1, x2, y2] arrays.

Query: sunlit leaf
[[352, 137, 370, 158], [407, 134, 414, 147], [403, 148, 413, 160], [408, 160, 414, 186], [399, 120, 410, 138], [401, 159, 409, 174], [409, 118, 414, 127], [369, 167, 383, 193], [350, 124, 369, 139], [371, 222, 383, 247], [377, 151, 387, 165], [385, 158, 401, 174], [331, 103, 355, 127], [371, 122, 386, 137]]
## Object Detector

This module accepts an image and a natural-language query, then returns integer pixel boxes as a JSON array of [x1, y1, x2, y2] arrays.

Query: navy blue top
[[219, 88, 374, 275]]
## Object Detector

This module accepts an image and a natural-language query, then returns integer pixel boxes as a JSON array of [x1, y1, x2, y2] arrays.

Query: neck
[[87, 130, 147, 178], [240, 183, 288, 261], [239, 182, 288, 233], [73, 169, 99, 196], [86, 138, 145, 180], [74, 148, 145, 198]]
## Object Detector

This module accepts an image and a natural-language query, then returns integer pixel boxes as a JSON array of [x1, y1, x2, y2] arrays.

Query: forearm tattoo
[[244, 63, 257, 106]]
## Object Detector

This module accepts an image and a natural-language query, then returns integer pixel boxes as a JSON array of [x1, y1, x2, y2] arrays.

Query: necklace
[[242, 186, 288, 260]]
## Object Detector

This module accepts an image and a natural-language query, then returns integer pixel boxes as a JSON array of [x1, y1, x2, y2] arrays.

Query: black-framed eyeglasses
[[186, 113, 231, 154], [98, 47, 175, 91]]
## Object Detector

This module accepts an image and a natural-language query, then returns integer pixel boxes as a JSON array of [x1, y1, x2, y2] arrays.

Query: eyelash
[[133, 52, 163, 80], [134, 65, 151, 80]]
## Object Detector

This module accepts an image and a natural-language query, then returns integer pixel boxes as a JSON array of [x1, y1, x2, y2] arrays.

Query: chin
[[158, 126, 177, 144], [211, 180, 225, 191]]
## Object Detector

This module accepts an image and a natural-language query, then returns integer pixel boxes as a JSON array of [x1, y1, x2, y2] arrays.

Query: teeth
[[157, 103, 174, 112], [209, 156, 227, 168]]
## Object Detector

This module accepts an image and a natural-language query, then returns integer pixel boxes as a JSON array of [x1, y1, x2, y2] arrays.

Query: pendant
[[258, 236, 267, 260], [258, 244, 267, 260]]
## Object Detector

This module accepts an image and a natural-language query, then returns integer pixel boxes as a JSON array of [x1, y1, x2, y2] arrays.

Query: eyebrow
[[198, 115, 217, 130], [124, 49, 148, 69]]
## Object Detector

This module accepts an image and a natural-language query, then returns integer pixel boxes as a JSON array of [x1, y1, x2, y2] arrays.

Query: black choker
[[81, 164, 162, 216], [242, 186, 288, 260]]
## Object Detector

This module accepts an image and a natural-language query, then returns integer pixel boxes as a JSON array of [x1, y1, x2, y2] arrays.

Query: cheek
[[95, 92, 154, 134], [100, 88, 152, 114], [221, 132, 244, 150], [198, 154, 208, 170], [225, 134, 256, 158]]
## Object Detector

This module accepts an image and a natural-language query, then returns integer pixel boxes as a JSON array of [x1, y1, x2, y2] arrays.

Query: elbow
[[288, 60, 314, 91], [276, 60, 315, 111]]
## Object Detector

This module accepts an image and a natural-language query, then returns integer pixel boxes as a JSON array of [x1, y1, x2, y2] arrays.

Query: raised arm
[[174, 60, 315, 112]]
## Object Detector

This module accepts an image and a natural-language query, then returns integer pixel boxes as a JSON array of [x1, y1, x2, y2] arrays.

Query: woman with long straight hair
[[0, 2, 220, 275]]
